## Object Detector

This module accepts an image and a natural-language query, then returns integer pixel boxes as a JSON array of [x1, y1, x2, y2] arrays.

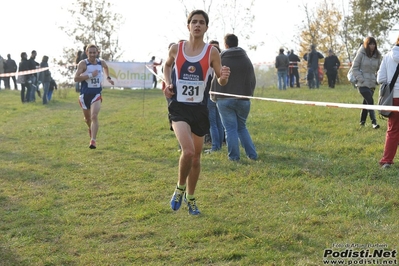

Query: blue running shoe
[[184, 196, 201, 215], [170, 187, 185, 211]]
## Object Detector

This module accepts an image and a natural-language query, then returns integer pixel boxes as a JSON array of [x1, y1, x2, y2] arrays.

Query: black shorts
[[168, 101, 209, 137], [79, 93, 102, 110]]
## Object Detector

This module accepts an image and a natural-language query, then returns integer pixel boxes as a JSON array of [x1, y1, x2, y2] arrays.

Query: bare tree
[[56, 0, 124, 85], [177, 0, 255, 47]]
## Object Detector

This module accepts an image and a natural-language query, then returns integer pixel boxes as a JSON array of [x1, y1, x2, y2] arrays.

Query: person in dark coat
[[18, 52, 30, 103], [324, 49, 341, 88], [48, 76, 57, 101], [4, 54, 18, 90], [275, 48, 289, 90], [288, 49, 301, 88], [27, 50, 40, 101], [38, 55, 51, 104], [303, 44, 324, 88]]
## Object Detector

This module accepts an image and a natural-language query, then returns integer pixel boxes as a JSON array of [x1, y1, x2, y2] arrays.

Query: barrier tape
[[0, 67, 49, 78], [147, 64, 392, 112], [252, 61, 350, 69], [146, 65, 165, 81], [209, 91, 399, 112]]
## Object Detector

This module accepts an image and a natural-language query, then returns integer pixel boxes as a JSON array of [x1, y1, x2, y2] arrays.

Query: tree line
[[56, 0, 399, 87]]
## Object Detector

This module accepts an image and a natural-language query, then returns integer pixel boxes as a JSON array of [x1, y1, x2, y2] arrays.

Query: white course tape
[[0, 67, 50, 77], [146, 64, 396, 113], [209, 91, 399, 112], [146, 65, 165, 82]]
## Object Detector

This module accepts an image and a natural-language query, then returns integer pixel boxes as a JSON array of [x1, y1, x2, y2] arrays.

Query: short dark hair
[[209, 40, 219, 46], [187, 10, 209, 26], [209, 40, 221, 52], [224, 34, 238, 48], [86, 44, 98, 52]]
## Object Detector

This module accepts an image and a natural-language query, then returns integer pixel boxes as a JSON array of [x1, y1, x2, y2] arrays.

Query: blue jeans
[[217, 99, 258, 161], [208, 100, 224, 151], [27, 75, 37, 102], [309, 68, 320, 88], [42, 82, 50, 104], [26, 82, 34, 102], [277, 70, 287, 90], [48, 90, 54, 101]]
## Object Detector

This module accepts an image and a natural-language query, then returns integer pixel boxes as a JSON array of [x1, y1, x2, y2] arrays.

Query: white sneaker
[[204, 149, 212, 154], [382, 163, 391, 169]]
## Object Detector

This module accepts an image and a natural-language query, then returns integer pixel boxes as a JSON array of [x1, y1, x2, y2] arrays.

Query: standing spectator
[[18, 52, 29, 103], [149, 56, 162, 89], [80, 45, 88, 61], [352, 36, 382, 129], [324, 49, 341, 88], [75, 50, 83, 92], [377, 36, 399, 168], [303, 44, 324, 89], [27, 50, 39, 102], [206, 40, 225, 153], [163, 10, 230, 215], [48, 76, 57, 101], [38, 55, 51, 104], [275, 48, 289, 90], [286, 50, 291, 85], [214, 33, 258, 161], [0, 55, 5, 89], [4, 54, 18, 90], [288, 49, 301, 88], [74, 44, 114, 149]]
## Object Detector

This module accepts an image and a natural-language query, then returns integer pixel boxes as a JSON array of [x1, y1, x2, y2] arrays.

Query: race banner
[[103, 62, 154, 89]]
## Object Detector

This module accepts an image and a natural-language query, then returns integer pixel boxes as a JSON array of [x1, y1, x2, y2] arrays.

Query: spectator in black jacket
[[288, 49, 301, 88], [324, 49, 341, 88], [48, 76, 57, 101], [303, 44, 324, 88], [38, 55, 51, 104], [18, 52, 30, 103], [27, 50, 40, 102], [4, 54, 18, 90]]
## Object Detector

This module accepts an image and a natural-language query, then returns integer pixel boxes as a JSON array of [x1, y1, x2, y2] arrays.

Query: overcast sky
[[4, 0, 395, 66]]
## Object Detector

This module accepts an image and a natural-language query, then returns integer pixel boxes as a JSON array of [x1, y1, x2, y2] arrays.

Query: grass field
[[0, 85, 398, 265]]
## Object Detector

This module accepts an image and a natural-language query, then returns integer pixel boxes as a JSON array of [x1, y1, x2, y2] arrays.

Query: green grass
[[0, 85, 398, 266]]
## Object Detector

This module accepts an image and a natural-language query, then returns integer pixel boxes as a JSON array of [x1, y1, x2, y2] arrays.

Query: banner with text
[[103, 62, 155, 89]]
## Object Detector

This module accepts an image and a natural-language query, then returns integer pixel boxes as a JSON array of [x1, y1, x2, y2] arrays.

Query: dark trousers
[[289, 68, 300, 87], [358, 86, 376, 123], [326, 69, 337, 88], [152, 75, 157, 89], [20, 84, 27, 103]]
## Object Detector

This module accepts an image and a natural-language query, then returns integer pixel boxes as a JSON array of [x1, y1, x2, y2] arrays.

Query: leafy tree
[[298, 1, 343, 57], [296, 0, 399, 85], [56, 0, 124, 85], [344, 0, 399, 59]]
